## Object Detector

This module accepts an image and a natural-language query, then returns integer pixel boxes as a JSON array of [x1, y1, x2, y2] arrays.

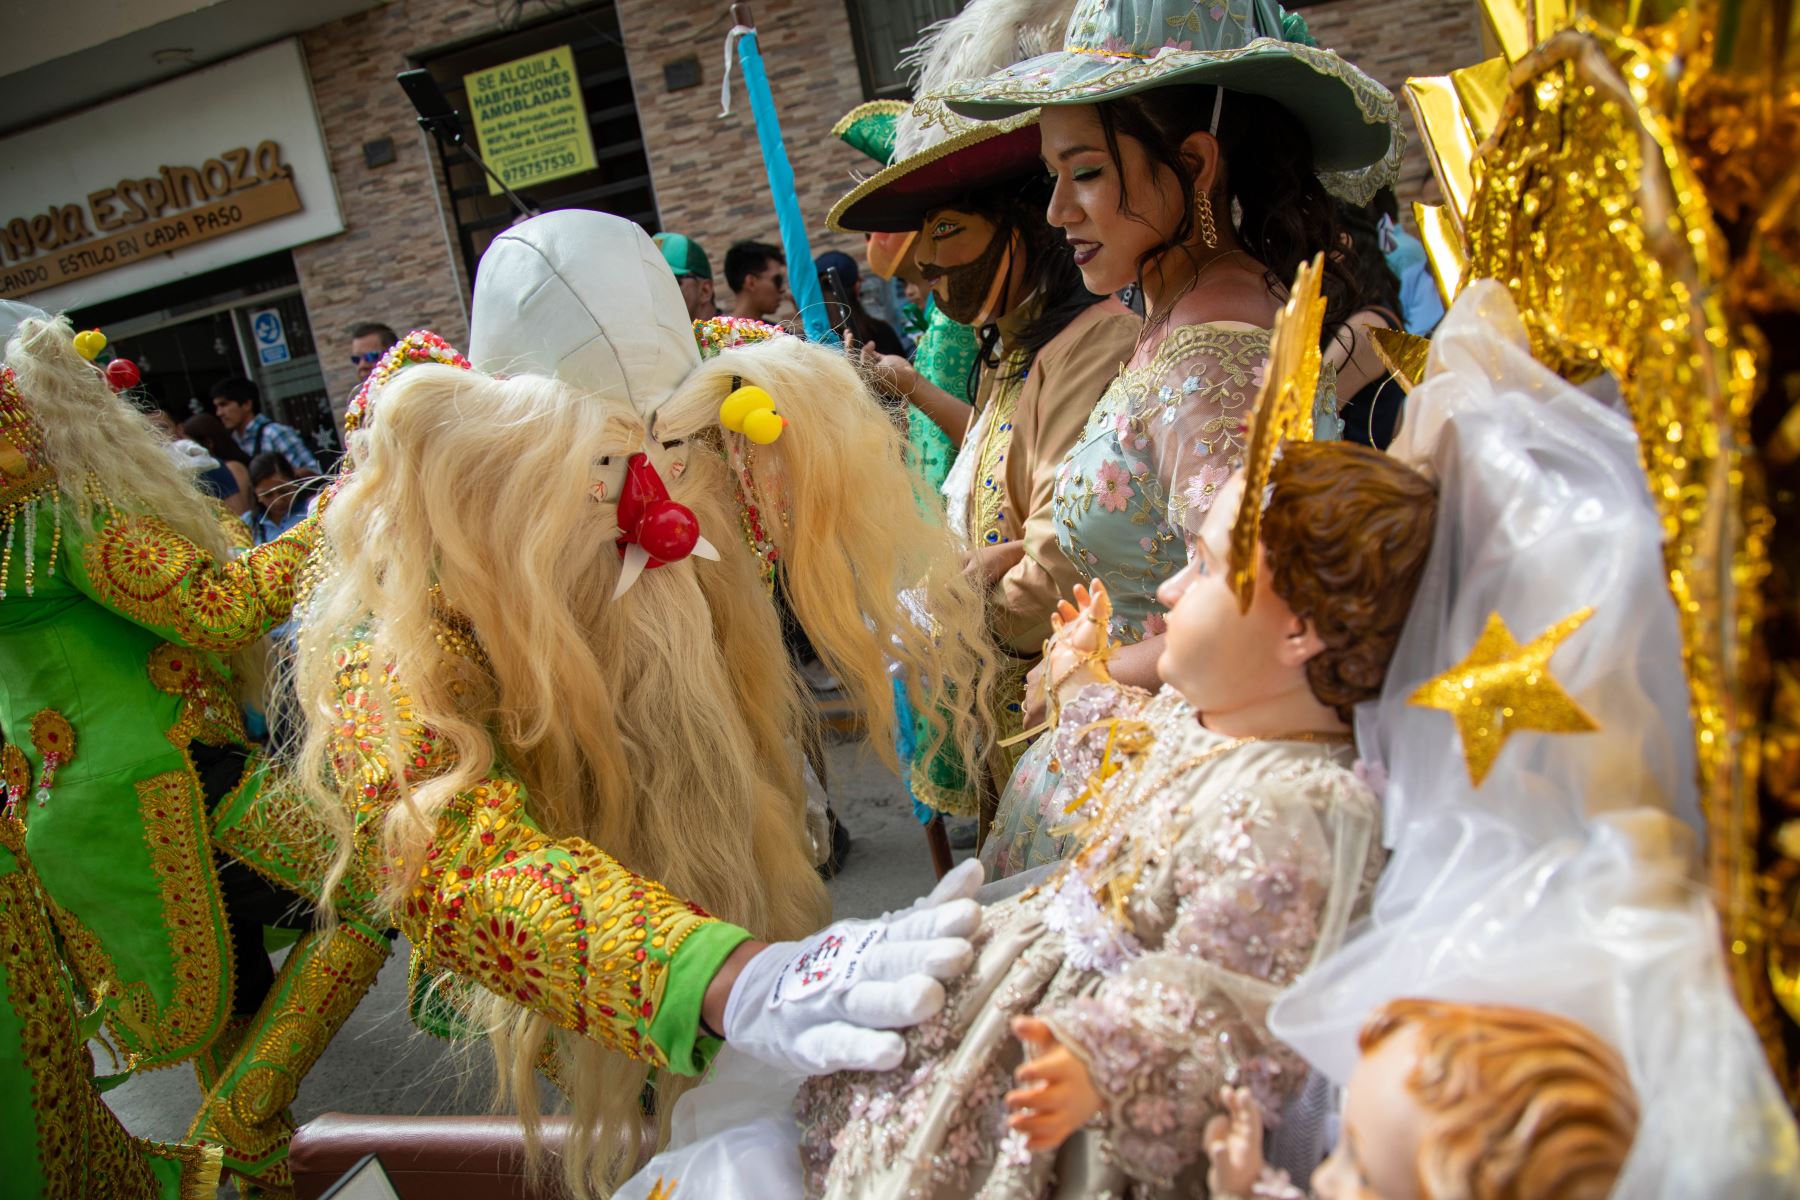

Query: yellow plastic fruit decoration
[[720, 385, 773, 432], [741, 407, 784, 445], [72, 330, 107, 360]]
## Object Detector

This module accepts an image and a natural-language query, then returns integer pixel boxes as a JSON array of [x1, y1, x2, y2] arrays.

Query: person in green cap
[[940, 0, 1403, 878], [654, 231, 721, 321]]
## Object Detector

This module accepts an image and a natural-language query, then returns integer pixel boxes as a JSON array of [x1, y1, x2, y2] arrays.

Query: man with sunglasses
[[725, 239, 789, 321], [350, 320, 401, 381]]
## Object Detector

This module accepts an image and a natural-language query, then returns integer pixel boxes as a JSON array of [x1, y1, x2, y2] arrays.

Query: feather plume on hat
[[892, 0, 1077, 159]]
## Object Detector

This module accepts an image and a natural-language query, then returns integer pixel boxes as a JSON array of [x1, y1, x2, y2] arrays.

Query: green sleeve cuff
[[649, 921, 753, 1076]]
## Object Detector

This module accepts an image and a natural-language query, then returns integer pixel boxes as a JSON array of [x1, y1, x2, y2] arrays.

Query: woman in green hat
[[946, 0, 1402, 877]]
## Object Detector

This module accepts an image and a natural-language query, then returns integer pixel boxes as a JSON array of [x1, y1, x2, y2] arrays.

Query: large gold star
[[1409, 608, 1599, 786]]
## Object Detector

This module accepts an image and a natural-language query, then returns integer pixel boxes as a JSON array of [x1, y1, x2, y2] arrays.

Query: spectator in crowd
[[1329, 199, 1407, 450], [246, 452, 324, 543], [816, 250, 906, 356], [349, 321, 401, 382], [211, 376, 321, 475], [653, 232, 720, 320], [724, 239, 788, 321], [1372, 187, 1445, 335], [182, 412, 254, 516]]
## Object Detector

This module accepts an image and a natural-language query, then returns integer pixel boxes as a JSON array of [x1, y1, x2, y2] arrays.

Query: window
[[416, 4, 657, 287], [845, 0, 968, 99]]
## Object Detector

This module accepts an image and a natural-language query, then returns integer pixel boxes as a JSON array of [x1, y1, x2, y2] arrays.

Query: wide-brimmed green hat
[[827, 101, 1042, 234], [939, 0, 1398, 198]]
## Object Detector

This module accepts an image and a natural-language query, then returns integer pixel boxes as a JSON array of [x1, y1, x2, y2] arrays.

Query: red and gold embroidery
[[148, 643, 248, 749], [402, 780, 714, 1067], [2, 853, 164, 1198], [188, 919, 389, 1182], [26, 708, 74, 809], [82, 510, 318, 650]]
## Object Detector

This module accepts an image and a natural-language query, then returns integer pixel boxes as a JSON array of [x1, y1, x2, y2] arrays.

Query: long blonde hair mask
[[297, 345, 990, 1197], [8, 316, 267, 696]]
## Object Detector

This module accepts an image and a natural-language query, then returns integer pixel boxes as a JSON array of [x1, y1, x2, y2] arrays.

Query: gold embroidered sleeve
[[68, 509, 318, 650], [393, 777, 729, 1069]]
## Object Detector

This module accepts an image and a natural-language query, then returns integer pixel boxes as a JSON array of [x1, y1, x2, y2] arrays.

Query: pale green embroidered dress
[[982, 322, 1339, 877]]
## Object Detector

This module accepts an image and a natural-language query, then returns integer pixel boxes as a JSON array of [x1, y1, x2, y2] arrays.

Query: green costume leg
[[185, 918, 391, 1196], [0, 824, 221, 1200]]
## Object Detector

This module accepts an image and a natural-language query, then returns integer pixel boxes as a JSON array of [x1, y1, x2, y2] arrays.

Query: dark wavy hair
[[950, 172, 1105, 398], [1091, 84, 1361, 335]]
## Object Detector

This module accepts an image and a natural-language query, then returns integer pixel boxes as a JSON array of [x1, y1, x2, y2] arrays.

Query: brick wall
[[615, 0, 869, 311], [293, 1, 492, 413], [1300, 0, 1491, 213]]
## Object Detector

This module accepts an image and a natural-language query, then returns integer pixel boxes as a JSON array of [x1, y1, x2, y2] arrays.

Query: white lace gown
[[797, 683, 1381, 1199]]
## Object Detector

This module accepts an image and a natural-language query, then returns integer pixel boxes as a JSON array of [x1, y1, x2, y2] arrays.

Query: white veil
[[1269, 281, 1799, 1197]]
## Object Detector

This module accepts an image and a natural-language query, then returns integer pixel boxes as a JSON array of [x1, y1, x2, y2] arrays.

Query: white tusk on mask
[[612, 542, 652, 600]]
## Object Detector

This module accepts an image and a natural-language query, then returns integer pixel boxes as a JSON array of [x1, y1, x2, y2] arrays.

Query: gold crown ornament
[[1227, 252, 1327, 612]]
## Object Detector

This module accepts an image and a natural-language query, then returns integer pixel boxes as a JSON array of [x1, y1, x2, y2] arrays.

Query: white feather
[[892, 0, 1079, 159]]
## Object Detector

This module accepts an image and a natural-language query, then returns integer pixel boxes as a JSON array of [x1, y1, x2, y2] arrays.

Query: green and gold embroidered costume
[[0, 357, 382, 1198]]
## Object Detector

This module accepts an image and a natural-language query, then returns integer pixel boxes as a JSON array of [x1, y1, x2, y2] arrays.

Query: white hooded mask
[[468, 210, 717, 596]]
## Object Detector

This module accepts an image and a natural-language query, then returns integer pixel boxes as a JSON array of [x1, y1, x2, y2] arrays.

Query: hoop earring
[[1195, 190, 1219, 250]]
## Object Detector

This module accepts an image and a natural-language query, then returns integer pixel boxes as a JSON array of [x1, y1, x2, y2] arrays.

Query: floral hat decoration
[[939, 0, 1401, 204]]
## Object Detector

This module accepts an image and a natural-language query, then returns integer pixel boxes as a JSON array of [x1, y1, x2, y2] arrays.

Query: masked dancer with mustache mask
[[835, 0, 1138, 837], [936, 0, 1403, 878]]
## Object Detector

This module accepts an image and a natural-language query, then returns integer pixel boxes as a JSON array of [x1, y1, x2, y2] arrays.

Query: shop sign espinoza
[[0, 140, 302, 297]]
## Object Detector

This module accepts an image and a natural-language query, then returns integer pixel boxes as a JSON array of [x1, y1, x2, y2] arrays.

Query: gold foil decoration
[[1410, 608, 1600, 787], [1453, 56, 1513, 141], [1406, 75, 1483, 231], [1449, 21, 1786, 1082], [1228, 253, 1326, 613], [1415, 202, 1469, 306], [1370, 328, 1434, 394]]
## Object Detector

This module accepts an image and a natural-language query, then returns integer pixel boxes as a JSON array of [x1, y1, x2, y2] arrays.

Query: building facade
[[1, 0, 1486, 444]]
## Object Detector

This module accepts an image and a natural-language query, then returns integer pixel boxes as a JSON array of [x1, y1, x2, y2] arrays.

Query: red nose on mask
[[616, 452, 700, 566]]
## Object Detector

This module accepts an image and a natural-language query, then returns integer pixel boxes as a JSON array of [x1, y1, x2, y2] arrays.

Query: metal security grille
[[417, 3, 657, 285]]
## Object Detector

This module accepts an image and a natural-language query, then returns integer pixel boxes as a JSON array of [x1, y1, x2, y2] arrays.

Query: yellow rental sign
[[463, 46, 597, 196]]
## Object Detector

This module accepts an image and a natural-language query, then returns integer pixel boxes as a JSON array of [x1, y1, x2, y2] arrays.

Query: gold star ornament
[[1410, 608, 1600, 787]]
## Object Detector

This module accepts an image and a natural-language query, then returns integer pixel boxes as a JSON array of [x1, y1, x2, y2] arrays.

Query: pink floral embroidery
[[1093, 460, 1134, 513], [1183, 463, 1233, 514]]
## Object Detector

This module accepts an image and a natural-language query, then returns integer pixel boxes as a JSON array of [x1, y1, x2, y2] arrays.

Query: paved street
[[105, 736, 961, 1157]]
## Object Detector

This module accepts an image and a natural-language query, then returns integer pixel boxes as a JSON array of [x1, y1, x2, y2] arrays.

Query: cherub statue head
[[1157, 442, 1438, 733], [1318, 998, 1639, 1200]]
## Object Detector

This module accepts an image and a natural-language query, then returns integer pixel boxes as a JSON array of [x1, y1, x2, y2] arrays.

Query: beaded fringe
[[0, 494, 61, 601]]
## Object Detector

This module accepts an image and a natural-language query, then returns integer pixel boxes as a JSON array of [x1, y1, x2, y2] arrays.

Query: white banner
[[0, 39, 345, 312]]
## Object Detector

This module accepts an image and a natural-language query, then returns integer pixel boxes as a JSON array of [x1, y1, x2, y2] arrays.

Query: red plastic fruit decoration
[[615, 452, 701, 565], [104, 358, 142, 391]]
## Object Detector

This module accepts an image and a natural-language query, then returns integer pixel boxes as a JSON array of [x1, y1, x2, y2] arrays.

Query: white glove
[[722, 859, 983, 1075]]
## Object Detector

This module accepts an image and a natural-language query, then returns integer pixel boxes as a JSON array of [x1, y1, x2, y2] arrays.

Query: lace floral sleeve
[[1039, 762, 1379, 1187], [1042, 681, 1153, 823], [1130, 326, 1268, 542]]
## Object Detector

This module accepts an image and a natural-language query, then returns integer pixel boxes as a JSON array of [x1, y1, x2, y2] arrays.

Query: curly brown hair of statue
[[1360, 999, 1640, 1200], [1260, 441, 1437, 722]]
